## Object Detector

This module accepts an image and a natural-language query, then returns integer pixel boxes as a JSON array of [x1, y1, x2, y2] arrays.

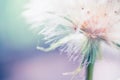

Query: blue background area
[[0, 0, 46, 79]]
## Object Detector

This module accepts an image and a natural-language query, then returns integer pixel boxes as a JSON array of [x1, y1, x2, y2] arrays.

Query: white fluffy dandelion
[[23, 0, 120, 80]]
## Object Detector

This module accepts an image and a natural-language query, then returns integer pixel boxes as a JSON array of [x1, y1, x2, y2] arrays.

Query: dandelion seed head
[[23, 0, 120, 64], [23, 0, 120, 79]]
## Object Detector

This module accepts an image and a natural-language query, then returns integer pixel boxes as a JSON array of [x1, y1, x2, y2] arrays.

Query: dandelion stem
[[86, 63, 94, 80]]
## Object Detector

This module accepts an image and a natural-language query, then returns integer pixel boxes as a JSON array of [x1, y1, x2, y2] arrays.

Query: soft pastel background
[[0, 0, 120, 80]]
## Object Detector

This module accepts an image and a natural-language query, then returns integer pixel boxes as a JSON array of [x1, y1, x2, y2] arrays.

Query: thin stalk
[[85, 39, 98, 80], [86, 63, 94, 80]]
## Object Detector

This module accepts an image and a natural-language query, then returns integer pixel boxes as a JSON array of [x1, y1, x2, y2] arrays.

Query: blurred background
[[0, 0, 120, 80]]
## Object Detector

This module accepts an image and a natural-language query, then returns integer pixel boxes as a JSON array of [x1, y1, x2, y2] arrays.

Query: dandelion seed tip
[[81, 7, 84, 10], [87, 11, 90, 14], [104, 13, 107, 16], [36, 46, 47, 51], [62, 72, 74, 76], [36, 46, 41, 50], [114, 10, 119, 15], [62, 73, 68, 75]]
